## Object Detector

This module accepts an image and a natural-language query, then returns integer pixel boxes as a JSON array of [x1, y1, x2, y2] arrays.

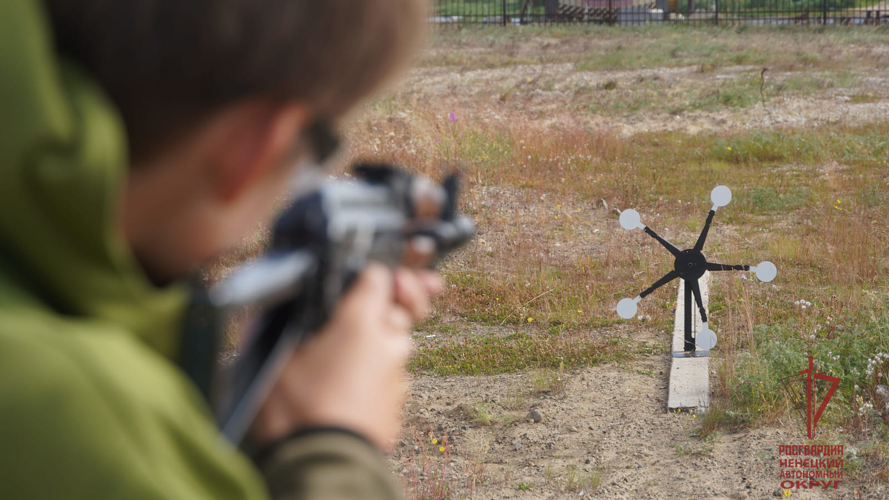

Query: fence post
[[688, 0, 694, 22], [715, 0, 719, 25], [822, 0, 827, 25], [503, 0, 508, 26]]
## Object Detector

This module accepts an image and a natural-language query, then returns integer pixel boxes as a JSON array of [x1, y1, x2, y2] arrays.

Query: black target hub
[[674, 248, 706, 281]]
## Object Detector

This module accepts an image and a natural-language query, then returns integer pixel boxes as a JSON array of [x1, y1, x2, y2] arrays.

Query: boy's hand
[[251, 264, 442, 452]]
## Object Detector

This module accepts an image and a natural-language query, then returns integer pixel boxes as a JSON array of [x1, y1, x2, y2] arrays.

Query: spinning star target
[[615, 186, 776, 357]]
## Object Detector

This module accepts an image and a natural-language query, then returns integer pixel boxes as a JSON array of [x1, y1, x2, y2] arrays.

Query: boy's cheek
[[216, 172, 291, 251]]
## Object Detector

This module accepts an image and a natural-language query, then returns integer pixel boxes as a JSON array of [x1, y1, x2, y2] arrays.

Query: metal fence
[[432, 0, 889, 26]]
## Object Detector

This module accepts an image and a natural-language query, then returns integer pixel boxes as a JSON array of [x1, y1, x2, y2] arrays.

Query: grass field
[[217, 24, 889, 496], [332, 24, 889, 493]]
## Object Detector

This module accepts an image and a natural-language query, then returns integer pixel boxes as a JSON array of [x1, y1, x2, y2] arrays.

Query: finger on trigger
[[394, 268, 429, 320]]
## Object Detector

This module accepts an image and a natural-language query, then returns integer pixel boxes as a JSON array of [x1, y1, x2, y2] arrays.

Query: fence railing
[[432, 0, 888, 26]]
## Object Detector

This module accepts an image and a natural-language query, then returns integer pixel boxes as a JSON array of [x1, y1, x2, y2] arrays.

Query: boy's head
[[45, 0, 428, 283]]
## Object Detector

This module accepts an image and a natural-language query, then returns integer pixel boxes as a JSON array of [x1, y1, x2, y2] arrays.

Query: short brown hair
[[44, 0, 428, 162]]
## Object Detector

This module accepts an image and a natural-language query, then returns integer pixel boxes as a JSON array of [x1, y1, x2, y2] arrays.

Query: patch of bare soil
[[394, 353, 879, 499], [395, 63, 889, 136]]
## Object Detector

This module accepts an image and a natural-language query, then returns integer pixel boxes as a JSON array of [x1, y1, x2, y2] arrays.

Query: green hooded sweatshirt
[[0, 2, 400, 499]]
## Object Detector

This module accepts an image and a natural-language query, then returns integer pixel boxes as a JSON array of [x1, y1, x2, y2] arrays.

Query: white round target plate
[[619, 209, 641, 230], [753, 261, 777, 283], [616, 298, 638, 319], [696, 328, 718, 350], [711, 186, 732, 208]]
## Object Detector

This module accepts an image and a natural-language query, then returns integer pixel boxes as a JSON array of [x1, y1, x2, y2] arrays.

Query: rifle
[[181, 164, 475, 444]]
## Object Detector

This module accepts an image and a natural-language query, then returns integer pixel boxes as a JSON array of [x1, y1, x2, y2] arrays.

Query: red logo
[[776, 358, 845, 492], [798, 355, 840, 439]]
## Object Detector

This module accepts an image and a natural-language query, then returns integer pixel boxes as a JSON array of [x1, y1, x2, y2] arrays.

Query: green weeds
[[715, 305, 889, 438], [410, 332, 641, 376]]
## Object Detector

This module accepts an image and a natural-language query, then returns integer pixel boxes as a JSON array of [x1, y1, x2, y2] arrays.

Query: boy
[[0, 1, 437, 498]]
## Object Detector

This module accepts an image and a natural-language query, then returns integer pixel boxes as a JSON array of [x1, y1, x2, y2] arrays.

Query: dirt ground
[[394, 331, 880, 499], [395, 63, 889, 137], [386, 28, 889, 138]]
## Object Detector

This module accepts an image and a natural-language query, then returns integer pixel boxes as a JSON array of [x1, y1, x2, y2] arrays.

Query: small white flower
[[809, 335, 815, 340], [801, 305, 807, 310]]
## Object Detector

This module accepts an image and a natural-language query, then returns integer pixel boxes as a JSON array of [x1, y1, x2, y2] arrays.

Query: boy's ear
[[211, 102, 310, 203]]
